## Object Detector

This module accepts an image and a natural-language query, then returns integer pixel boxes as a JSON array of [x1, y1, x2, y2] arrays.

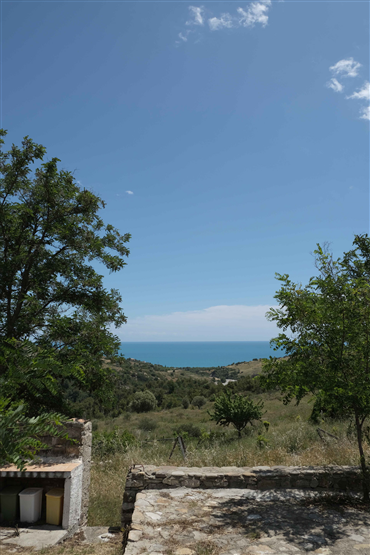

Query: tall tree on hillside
[[0, 129, 130, 415], [261, 235, 370, 501]]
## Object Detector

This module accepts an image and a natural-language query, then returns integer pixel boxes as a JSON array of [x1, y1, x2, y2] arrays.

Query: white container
[[19, 488, 43, 523]]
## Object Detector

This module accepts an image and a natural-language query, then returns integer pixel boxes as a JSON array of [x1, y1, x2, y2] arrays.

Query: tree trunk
[[355, 413, 370, 502]]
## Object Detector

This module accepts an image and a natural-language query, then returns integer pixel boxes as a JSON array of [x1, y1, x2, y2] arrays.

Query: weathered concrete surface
[[0, 525, 68, 550], [125, 488, 370, 555], [83, 526, 118, 544]]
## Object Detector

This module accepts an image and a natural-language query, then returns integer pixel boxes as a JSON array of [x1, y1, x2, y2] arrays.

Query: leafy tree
[[130, 391, 157, 413], [0, 130, 130, 414], [209, 390, 264, 437], [0, 399, 68, 470], [192, 395, 206, 409], [261, 235, 370, 501]]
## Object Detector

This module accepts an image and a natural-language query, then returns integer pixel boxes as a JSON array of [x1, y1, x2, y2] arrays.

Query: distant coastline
[[119, 341, 285, 368]]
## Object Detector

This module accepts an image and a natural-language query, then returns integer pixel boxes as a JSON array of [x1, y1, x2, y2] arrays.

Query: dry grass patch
[[88, 393, 370, 526]]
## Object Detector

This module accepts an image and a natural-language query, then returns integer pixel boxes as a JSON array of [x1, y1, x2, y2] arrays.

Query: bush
[[174, 423, 202, 438], [130, 391, 157, 413], [256, 434, 269, 449], [182, 397, 190, 409], [209, 390, 264, 438], [138, 417, 157, 432], [192, 396, 206, 409], [92, 428, 135, 459]]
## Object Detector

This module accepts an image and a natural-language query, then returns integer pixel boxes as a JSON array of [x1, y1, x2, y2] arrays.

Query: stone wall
[[122, 464, 363, 525], [39, 418, 92, 527]]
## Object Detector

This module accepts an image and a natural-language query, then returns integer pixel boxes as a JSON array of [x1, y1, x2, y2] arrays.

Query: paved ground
[[0, 525, 68, 550], [126, 488, 370, 555], [0, 525, 117, 551]]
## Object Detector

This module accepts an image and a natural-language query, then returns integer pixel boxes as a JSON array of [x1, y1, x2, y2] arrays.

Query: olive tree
[[261, 235, 370, 501]]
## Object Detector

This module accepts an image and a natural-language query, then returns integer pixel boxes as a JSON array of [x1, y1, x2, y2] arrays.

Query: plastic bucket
[[19, 488, 43, 523], [45, 488, 64, 526], [0, 486, 23, 522]]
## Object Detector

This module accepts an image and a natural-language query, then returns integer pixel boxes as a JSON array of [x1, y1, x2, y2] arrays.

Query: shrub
[[174, 423, 202, 438], [182, 397, 190, 409], [92, 428, 135, 459], [256, 435, 269, 448], [138, 417, 157, 432], [209, 390, 264, 438], [130, 391, 157, 413], [192, 396, 206, 409]]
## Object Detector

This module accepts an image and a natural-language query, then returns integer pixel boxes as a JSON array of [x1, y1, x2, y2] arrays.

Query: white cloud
[[237, 1, 272, 28], [178, 32, 189, 42], [326, 78, 343, 93], [347, 81, 370, 101], [360, 106, 370, 121], [329, 57, 361, 78], [208, 14, 235, 31], [208, 1, 271, 32], [118, 304, 280, 341], [186, 6, 204, 26], [126, 190, 134, 195]]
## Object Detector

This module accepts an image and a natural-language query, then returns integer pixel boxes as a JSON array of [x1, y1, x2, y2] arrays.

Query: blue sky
[[2, 0, 369, 341]]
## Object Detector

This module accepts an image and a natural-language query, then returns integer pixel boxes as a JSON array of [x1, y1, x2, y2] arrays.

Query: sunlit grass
[[88, 392, 367, 527]]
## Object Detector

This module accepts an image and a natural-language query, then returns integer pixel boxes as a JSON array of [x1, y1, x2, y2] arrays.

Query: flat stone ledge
[[124, 488, 370, 555], [122, 465, 363, 526]]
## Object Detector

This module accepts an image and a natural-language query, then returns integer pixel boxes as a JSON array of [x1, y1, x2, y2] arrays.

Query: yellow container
[[45, 488, 64, 526]]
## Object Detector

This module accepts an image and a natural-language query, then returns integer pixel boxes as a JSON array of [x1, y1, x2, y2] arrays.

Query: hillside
[[65, 356, 269, 420]]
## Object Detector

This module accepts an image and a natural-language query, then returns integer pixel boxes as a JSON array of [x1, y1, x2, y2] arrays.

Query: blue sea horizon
[[119, 341, 285, 368]]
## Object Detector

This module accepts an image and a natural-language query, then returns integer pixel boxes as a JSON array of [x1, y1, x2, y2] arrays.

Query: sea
[[119, 341, 285, 368]]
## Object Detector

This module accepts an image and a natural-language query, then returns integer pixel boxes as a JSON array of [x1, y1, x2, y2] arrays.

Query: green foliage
[[263, 421, 270, 432], [138, 416, 157, 432], [174, 422, 202, 438], [182, 397, 190, 409], [256, 434, 269, 448], [130, 390, 157, 413], [209, 390, 264, 437], [0, 398, 68, 470], [261, 235, 370, 500], [92, 428, 135, 459], [0, 130, 130, 415], [192, 395, 207, 409]]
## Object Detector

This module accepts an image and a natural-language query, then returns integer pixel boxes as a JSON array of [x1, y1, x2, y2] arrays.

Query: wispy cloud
[[360, 106, 370, 121], [329, 57, 361, 78], [347, 81, 370, 101], [208, 1, 272, 32], [208, 13, 234, 31], [126, 190, 134, 195], [326, 58, 368, 122], [178, 31, 190, 42], [237, 1, 272, 28], [186, 6, 204, 26], [118, 304, 280, 341], [326, 78, 343, 93], [178, 2, 272, 44]]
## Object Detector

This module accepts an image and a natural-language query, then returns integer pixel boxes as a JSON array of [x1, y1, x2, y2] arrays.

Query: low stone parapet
[[122, 464, 362, 525]]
